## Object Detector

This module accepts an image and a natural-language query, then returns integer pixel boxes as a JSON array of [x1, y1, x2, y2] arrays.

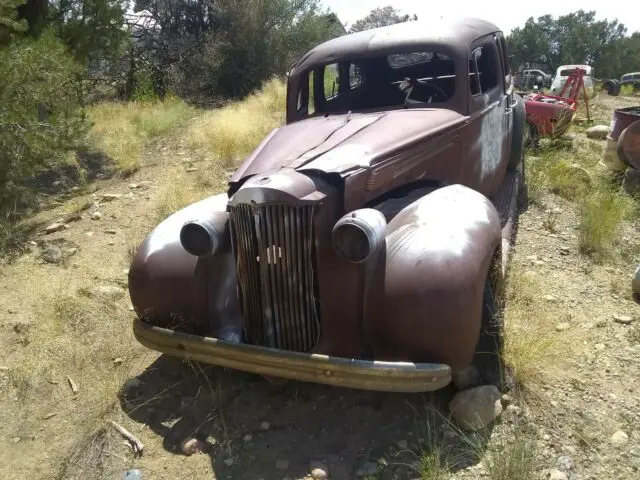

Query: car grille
[[229, 203, 320, 352]]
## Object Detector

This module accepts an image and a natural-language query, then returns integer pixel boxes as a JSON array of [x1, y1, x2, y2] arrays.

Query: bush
[[0, 29, 88, 218]]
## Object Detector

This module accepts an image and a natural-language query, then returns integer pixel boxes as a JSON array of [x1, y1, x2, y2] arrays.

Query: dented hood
[[230, 108, 466, 183]]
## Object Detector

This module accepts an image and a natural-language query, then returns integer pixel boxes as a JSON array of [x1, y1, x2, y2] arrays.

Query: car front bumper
[[133, 319, 452, 393]]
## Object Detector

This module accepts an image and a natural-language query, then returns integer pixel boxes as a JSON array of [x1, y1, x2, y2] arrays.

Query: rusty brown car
[[128, 17, 528, 393]]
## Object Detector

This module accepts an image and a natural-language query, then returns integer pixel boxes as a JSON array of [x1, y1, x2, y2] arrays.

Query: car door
[[462, 35, 509, 197]]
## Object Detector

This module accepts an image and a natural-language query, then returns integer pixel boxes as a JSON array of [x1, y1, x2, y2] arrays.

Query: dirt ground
[[1, 95, 639, 480]]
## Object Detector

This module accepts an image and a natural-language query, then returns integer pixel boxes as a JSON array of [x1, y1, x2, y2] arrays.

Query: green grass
[[578, 180, 635, 259], [87, 95, 195, 175]]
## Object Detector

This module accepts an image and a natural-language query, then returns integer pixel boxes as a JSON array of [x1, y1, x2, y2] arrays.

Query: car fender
[[128, 193, 243, 341], [364, 184, 502, 372]]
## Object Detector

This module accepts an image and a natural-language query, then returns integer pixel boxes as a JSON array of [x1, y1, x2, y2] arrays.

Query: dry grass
[[87, 96, 195, 175], [502, 266, 577, 394], [578, 180, 635, 259], [2, 269, 142, 476], [187, 77, 286, 167], [481, 428, 538, 480]]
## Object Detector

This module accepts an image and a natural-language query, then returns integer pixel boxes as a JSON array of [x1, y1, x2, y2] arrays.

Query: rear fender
[[364, 184, 502, 371], [128, 193, 243, 340]]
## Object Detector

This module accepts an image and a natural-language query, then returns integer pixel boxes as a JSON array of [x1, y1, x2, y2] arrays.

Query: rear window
[[560, 68, 587, 77]]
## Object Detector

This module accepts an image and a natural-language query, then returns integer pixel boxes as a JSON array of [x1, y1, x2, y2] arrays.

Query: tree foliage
[[506, 10, 638, 78], [0, 29, 87, 215], [348, 5, 417, 33], [129, 0, 344, 101]]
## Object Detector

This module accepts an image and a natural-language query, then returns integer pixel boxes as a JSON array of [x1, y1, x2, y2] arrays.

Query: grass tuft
[[187, 77, 286, 167], [578, 181, 634, 259], [502, 266, 578, 395], [87, 96, 195, 175], [482, 428, 538, 480]]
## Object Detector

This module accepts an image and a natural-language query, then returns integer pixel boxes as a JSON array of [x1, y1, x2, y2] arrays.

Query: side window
[[324, 63, 339, 100], [469, 45, 499, 95], [349, 63, 362, 89], [469, 49, 481, 96], [296, 70, 315, 116], [308, 70, 316, 114]]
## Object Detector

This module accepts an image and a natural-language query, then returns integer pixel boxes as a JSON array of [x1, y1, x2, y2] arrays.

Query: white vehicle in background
[[549, 64, 594, 97]]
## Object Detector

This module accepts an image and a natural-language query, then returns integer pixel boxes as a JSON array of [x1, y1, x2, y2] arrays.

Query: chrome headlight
[[332, 208, 387, 263]]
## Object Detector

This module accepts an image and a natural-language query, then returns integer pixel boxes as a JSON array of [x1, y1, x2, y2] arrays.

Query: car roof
[[289, 16, 502, 75]]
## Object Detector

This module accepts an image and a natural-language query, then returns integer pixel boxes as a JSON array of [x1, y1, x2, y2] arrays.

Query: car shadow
[[119, 355, 492, 480]]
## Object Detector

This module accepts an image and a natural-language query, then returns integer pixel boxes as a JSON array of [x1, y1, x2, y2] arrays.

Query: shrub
[[0, 29, 88, 218]]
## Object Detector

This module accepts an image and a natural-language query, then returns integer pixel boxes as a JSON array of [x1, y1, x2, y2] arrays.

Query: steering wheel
[[396, 77, 448, 104]]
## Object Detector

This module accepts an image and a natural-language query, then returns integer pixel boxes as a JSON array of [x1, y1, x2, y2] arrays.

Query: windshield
[[297, 50, 457, 115]]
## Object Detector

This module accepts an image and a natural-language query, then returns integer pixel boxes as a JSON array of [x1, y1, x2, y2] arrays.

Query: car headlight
[[332, 208, 387, 263], [180, 219, 221, 257]]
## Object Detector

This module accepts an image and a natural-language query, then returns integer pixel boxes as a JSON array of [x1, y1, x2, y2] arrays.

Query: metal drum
[[601, 106, 640, 172]]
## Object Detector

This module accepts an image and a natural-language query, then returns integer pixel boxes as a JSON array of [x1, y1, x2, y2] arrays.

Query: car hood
[[230, 108, 466, 183]]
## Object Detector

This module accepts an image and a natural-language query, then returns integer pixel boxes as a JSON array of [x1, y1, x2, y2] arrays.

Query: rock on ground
[[91, 285, 126, 301], [586, 125, 609, 139], [546, 468, 569, 480], [610, 430, 629, 446], [448, 385, 503, 430], [40, 245, 62, 264]]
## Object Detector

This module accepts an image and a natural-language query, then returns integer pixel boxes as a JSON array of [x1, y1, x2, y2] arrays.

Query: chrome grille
[[229, 203, 320, 352]]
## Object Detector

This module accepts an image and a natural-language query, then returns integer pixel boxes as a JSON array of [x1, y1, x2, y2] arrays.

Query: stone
[[557, 455, 574, 471], [92, 285, 126, 301], [451, 365, 481, 390], [275, 459, 289, 470], [243, 434, 252, 442], [223, 457, 234, 466], [64, 248, 78, 257], [544, 295, 557, 302], [41, 245, 62, 264], [546, 468, 568, 480], [448, 385, 503, 430], [613, 314, 635, 325], [586, 125, 609, 139], [311, 467, 328, 480], [186, 167, 198, 173], [611, 430, 629, 446], [45, 223, 66, 234], [555, 323, 570, 332], [90, 211, 102, 220], [180, 437, 204, 456], [260, 421, 271, 430], [105, 229, 118, 235], [356, 461, 379, 477], [100, 193, 122, 202]]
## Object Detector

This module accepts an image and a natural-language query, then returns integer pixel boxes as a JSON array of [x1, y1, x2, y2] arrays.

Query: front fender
[[365, 184, 501, 371], [128, 193, 243, 340]]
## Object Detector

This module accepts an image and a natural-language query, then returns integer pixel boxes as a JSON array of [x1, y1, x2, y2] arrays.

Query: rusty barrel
[[601, 106, 640, 172]]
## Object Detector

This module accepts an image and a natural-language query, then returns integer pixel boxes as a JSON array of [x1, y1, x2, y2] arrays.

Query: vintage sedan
[[128, 17, 528, 393]]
